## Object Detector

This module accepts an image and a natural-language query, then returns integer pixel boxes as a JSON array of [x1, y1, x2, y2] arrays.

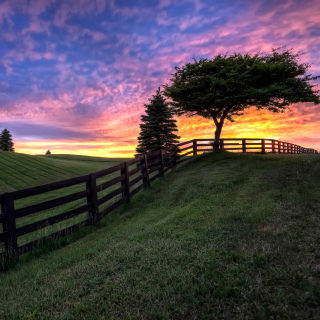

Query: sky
[[1, 0, 320, 157]]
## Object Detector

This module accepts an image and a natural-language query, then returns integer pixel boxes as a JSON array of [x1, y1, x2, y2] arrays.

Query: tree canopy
[[163, 49, 320, 150], [136, 88, 180, 155], [0, 128, 14, 152]]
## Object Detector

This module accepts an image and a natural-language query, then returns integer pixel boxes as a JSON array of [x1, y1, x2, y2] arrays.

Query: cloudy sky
[[1, 0, 320, 156]]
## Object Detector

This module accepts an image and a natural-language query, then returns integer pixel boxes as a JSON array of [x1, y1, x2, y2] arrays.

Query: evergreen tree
[[136, 88, 180, 155], [45, 149, 51, 155], [0, 128, 14, 152]]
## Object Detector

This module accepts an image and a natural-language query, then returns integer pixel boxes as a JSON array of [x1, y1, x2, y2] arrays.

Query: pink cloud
[[2, 0, 320, 155], [53, 0, 108, 27]]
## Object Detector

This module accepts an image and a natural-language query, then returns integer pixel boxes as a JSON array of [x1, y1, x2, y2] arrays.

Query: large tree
[[163, 49, 320, 151], [0, 128, 14, 152], [136, 88, 180, 155]]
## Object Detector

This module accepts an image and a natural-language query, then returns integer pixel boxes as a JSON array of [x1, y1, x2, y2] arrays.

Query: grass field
[[0, 152, 131, 248], [0, 152, 320, 319], [0, 151, 130, 193]]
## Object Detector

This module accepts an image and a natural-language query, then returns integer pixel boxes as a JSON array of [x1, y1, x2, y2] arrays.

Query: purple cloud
[[0, 0, 320, 154]]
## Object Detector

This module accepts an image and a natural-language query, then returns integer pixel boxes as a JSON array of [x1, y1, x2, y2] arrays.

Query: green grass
[[0, 152, 131, 247], [0, 152, 320, 319], [0, 152, 130, 193]]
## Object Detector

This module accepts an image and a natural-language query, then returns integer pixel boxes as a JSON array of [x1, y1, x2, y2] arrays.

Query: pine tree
[[0, 128, 14, 152], [136, 88, 180, 155]]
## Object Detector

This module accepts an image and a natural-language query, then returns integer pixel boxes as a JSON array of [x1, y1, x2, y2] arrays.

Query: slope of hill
[[0, 152, 319, 319], [0, 151, 130, 193]]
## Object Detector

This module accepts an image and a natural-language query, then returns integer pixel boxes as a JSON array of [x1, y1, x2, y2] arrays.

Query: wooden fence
[[0, 138, 316, 261], [196, 138, 317, 154]]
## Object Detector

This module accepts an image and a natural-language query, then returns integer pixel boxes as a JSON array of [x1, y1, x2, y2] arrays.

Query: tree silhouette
[[45, 150, 51, 155], [0, 128, 14, 152], [136, 88, 180, 155], [164, 49, 320, 151]]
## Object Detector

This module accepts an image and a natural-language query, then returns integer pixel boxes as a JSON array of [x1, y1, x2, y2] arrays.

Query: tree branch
[[221, 106, 232, 121], [212, 114, 219, 126]]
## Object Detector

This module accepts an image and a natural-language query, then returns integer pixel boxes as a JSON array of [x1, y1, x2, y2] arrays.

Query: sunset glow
[[1, 0, 320, 156]]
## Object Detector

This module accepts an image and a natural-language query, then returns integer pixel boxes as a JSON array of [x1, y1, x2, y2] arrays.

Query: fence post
[[121, 162, 130, 204], [160, 150, 164, 177], [86, 174, 99, 224], [193, 140, 197, 157], [261, 139, 266, 154], [220, 139, 224, 151], [272, 140, 275, 153], [173, 146, 178, 167], [2, 193, 18, 259], [142, 154, 150, 188], [242, 139, 246, 153]]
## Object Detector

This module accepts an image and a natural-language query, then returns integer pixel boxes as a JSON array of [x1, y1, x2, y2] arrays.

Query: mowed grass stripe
[[38, 154, 130, 162], [6, 153, 76, 177], [1, 154, 57, 182], [0, 179, 15, 193], [0, 154, 52, 185], [2, 152, 97, 180], [39, 157, 122, 177], [0, 157, 27, 188], [0, 152, 130, 194], [24, 155, 90, 176], [1, 152, 80, 180], [0, 158, 33, 190]]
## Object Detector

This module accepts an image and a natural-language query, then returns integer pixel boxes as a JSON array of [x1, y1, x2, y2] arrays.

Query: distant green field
[[0, 151, 130, 193], [0, 151, 132, 247], [0, 152, 319, 319]]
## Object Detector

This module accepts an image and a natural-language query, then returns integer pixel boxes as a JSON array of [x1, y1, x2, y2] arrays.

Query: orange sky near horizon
[[14, 103, 320, 157]]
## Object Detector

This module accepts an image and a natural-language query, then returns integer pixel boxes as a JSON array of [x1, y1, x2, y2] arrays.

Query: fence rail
[[0, 138, 316, 261]]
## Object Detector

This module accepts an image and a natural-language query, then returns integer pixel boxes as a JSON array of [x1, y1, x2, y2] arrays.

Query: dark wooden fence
[[0, 138, 316, 261], [196, 138, 317, 154]]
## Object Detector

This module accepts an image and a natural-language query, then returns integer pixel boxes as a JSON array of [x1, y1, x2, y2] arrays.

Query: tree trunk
[[213, 123, 222, 152]]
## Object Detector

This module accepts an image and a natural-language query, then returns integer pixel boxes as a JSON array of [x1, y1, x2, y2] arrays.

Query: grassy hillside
[[0, 152, 320, 319], [0, 151, 130, 193]]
